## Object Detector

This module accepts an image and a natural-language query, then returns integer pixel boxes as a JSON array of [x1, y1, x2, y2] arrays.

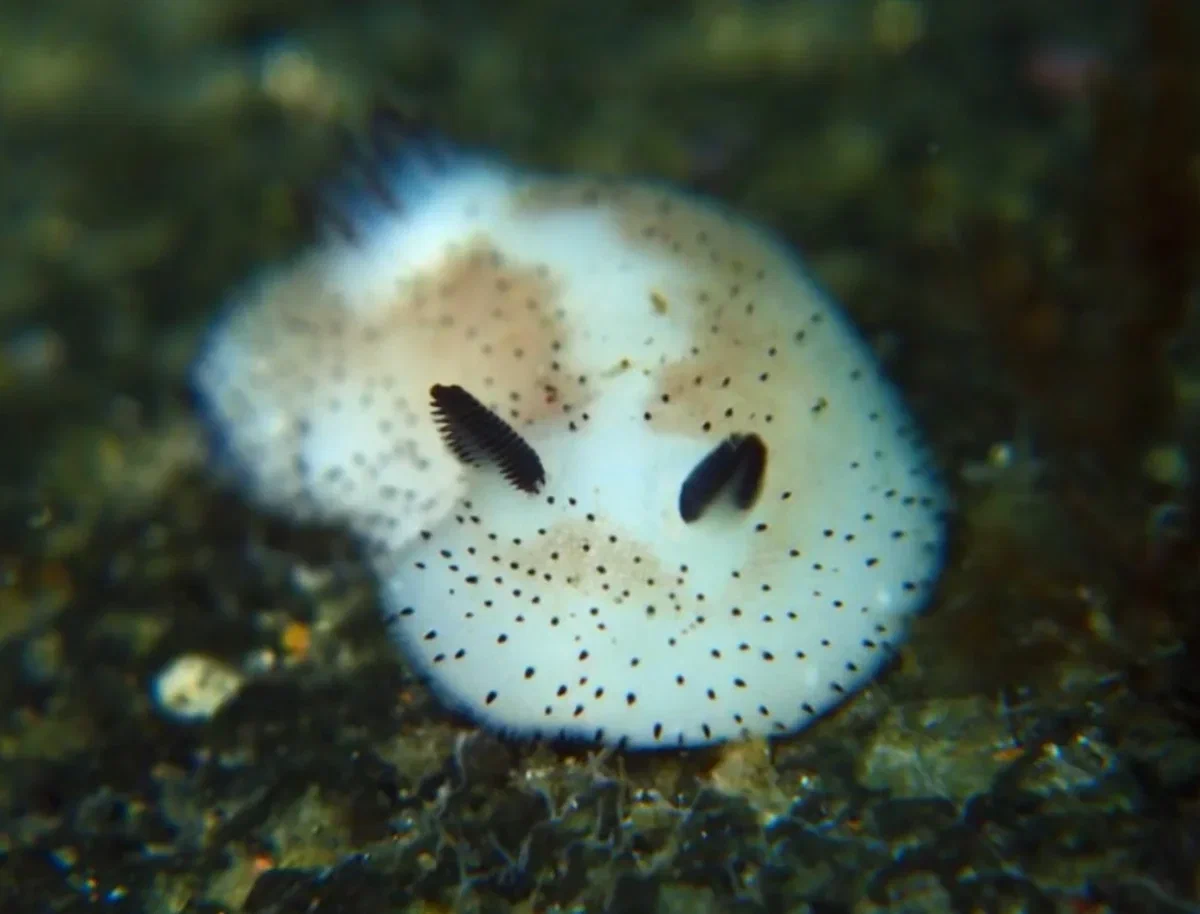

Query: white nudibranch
[[193, 109, 948, 749]]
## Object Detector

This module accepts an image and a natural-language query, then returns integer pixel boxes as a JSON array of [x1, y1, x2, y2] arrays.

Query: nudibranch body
[[194, 114, 948, 749]]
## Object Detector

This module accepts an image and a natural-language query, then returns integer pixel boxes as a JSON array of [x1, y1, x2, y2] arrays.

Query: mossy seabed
[[2, 1, 1199, 911]]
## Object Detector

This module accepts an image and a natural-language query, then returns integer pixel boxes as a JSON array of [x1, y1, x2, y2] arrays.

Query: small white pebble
[[151, 653, 245, 722], [242, 647, 280, 675], [290, 563, 335, 595]]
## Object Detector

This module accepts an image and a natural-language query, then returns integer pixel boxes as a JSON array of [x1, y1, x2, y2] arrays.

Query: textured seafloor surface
[[2, 1, 1200, 912]]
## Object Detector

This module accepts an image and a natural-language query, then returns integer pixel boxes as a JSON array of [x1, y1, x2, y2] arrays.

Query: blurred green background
[[2, 1, 1198, 912]]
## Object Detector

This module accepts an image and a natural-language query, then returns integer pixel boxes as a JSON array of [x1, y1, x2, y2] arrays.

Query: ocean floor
[[2, 1, 1199, 911]]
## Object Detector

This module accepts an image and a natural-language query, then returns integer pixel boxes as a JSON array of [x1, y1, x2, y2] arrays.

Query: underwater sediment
[[1, 1, 1198, 912]]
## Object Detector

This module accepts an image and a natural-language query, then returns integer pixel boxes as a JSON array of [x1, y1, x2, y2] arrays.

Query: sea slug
[[194, 109, 948, 749]]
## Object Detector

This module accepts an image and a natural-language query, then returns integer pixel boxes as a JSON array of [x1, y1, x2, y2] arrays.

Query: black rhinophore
[[430, 383, 547, 494], [678, 433, 768, 523]]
